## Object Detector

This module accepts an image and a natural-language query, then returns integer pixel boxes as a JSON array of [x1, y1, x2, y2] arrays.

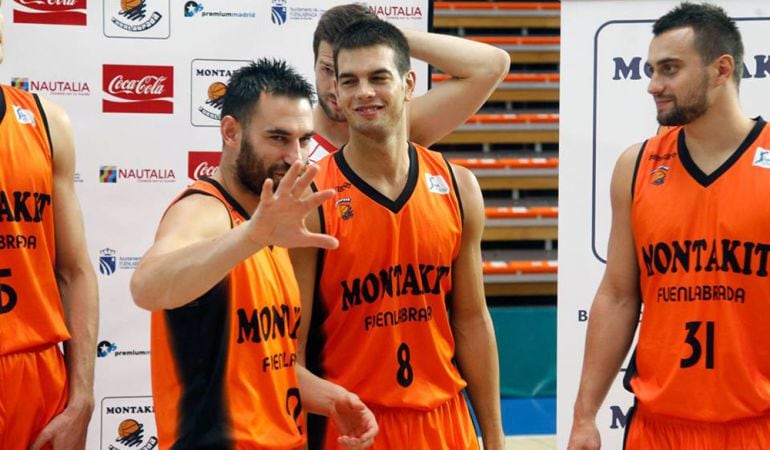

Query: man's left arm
[[31, 97, 99, 450], [450, 164, 504, 450]]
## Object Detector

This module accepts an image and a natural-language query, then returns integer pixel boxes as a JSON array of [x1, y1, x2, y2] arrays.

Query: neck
[[344, 128, 410, 183], [682, 96, 755, 155], [313, 105, 350, 148]]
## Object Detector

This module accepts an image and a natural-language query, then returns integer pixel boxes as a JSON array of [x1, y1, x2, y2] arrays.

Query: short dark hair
[[653, 2, 744, 86], [333, 19, 411, 77], [221, 58, 314, 126], [313, 3, 375, 62]]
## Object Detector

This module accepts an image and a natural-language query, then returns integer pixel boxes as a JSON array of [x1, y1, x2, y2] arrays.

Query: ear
[[714, 54, 735, 87], [403, 70, 416, 102], [220, 115, 241, 150]]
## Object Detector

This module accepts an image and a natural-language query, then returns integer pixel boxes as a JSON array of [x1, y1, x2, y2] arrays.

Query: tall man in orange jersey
[[306, 3, 510, 163], [0, 1, 99, 448], [290, 20, 505, 450], [131, 59, 378, 450], [569, 3, 770, 449]]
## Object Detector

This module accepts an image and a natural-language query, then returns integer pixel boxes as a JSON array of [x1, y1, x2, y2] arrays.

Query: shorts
[[0, 345, 68, 450], [320, 391, 479, 450], [625, 401, 770, 450]]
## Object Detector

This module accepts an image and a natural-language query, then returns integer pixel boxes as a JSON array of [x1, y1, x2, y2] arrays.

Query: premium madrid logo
[[104, 0, 170, 39], [190, 59, 249, 126], [101, 397, 157, 450], [103, 65, 174, 114], [11, 77, 91, 96], [188, 151, 221, 180], [13, 0, 87, 26]]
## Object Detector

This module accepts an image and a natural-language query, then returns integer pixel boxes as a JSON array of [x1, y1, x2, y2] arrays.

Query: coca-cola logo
[[103, 65, 174, 114], [13, 0, 87, 25], [188, 151, 221, 180]]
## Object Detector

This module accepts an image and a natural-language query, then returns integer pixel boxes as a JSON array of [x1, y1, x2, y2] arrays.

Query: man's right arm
[[568, 144, 644, 450], [132, 162, 337, 311]]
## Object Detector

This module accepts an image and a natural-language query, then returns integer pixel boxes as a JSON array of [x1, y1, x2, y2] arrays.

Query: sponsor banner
[[99, 165, 176, 183], [104, 0, 170, 39], [559, 2, 770, 448], [182, 0, 257, 20], [100, 397, 157, 450], [98, 247, 141, 276], [102, 65, 174, 114], [12, 0, 88, 26], [11, 76, 91, 96], [190, 59, 251, 127], [188, 151, 221, 180]]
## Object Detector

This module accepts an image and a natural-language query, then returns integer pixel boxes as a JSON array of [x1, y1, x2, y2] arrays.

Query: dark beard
[[236, 136, 290, 196], [657, 75, 710, 126], [318, 95, 347, 123]]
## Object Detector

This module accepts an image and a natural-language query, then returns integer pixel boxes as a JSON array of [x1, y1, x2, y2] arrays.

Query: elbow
[[489, 48, 511, 82], [130, 271, 160, 312]]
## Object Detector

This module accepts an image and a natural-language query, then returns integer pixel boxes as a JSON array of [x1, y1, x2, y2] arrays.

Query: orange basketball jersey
[[308, 143, 467, 409], [151, 178, 305, 449], [0, 84, 70, 355], [629, 118, 770, 421]]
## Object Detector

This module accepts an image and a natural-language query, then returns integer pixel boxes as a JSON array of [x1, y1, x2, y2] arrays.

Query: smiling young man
[[0, 1, 99, 448], [131, 59, 378, 450], [305, 3, 509, 163], [569, 3, 770, 449], [291, 19, 504, 450]]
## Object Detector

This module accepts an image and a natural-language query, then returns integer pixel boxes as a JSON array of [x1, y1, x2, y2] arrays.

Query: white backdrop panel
[[559, 1, 770, 448]]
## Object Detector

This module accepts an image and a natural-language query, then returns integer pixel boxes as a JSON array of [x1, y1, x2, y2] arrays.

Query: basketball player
[[0, 1, 100, 448], [291, 20, 504, 450], [569, 3, 770, 449], [131, 60, 377, 449], [306, 3, 510, 162]]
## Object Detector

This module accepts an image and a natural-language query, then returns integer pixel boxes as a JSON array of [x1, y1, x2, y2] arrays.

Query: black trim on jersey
[[678, 117, 767, 187], [334, 142, 419, 214], [622, 348, 638, 393], [0, 86, 6, 125], [630, 141, 648, 200], [32, 94, 53, 158], [621, 399, 637, 450], [199, 177, 252, 220], [166, 279, 234, 450], [306, 181, 330, 450], [444, 156, 464, 224]]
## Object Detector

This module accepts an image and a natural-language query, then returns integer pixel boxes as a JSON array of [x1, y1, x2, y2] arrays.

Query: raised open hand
[[247, 160, 338, 250]]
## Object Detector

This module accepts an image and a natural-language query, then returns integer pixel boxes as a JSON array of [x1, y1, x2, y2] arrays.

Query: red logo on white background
[[188, 151, 221, 180], [103, 65, 174, 114], [13, 0, 87, 26]]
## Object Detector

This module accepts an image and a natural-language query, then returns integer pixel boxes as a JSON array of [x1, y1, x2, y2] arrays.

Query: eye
[[271, 136, 287, 143], [322, 66, 333, 76], [300, 136, 312, 145], [662, 64, 677, 75]]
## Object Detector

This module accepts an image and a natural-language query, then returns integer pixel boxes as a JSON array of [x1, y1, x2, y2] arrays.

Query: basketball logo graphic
[[206, 82, 227, 109], [117, 419, 144, 446], [336, 198, 353, 220], [650, 165, 669, 185], [120, 0, 147, 21]]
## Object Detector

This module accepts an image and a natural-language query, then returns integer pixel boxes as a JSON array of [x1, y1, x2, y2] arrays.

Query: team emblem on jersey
[[650, 165, 669, 185], [752, 147, 770, 169], [425, 174, 450, 194], [12, 105, 35, 126], [336, 197, 353, 220]]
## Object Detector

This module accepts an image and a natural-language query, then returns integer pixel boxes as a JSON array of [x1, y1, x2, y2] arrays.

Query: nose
[[354, 80, 375, 100], [284, 140, 301, 166], [648, 73, 664, 96]]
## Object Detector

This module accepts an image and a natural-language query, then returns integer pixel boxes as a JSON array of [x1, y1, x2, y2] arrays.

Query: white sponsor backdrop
[[0, 1, 429, 448], [559, 1, 770, 448]]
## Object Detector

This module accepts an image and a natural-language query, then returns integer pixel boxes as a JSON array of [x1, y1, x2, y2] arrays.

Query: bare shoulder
[[153, 192, 232, 248]]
